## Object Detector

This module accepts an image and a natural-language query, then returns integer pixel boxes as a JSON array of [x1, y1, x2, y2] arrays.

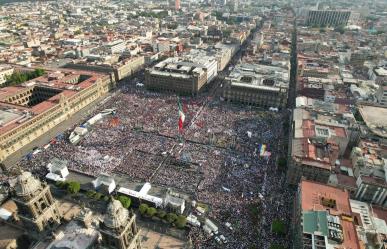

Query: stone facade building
[[222, 63, 289, 108], [99, 199, 141, 249], [11, 171, 62, 238], [145, 57, 209, 95], [0, 69, 111, 163]]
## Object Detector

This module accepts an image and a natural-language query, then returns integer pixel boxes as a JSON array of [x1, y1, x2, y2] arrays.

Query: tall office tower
[[175, 0, 181, 10], [306, 10, 351, 27]]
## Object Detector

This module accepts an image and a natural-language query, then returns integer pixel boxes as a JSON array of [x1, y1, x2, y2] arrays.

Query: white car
[[215, 236, 222, 244]]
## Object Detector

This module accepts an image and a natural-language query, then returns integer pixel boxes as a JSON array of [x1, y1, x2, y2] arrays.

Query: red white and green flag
[[178, 97, 185, 132]]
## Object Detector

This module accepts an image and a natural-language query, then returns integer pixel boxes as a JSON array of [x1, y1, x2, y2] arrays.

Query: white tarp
[[0, 208, 12, 220], [74, 127, 88, 136], [45, 172, 66, 182], [86, 113, 103, 126], [118, 187, 163, 207]]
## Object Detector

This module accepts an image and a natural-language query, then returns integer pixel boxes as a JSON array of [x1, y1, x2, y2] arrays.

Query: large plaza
[[16, 80, 293, 248]]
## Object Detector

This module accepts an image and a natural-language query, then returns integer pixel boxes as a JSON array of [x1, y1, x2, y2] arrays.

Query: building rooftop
[[0, 67, 105, 135], [374, 67, 387, 77], [300, 180, 360, 249], [226, 63, 289, 91], [350, 200, 387, 248], [296, 96, 351, 115], [292, 138, 337, 170], [46, 220, 98, 249], [358, 105, 387, 138], [301, 180, 351, 214]]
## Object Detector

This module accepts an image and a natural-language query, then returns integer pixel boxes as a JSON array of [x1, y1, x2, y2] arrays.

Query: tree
[[175, 215, 187, 229], [117, 195, 131, 209], [223, 29, 232, 37], [272, 219, 286, 236], [2, 68, 45, 88], [166, 213, 178, 224], [139, 203, 149, 216], [67, 181, 81, 194], [157, 210, 167, 219], [167, 23, 178, 29], [34, 68, 45, 77], [277, 157, 287, 170], [334, 25, 345, 34], [146, 207, 157, 217], [249, 204, 260, 219], [86, 190, 96, 198], [354, 110, 364, 122], [103, 196, 110, 202], [269, 244, 285, 249], [94, 192, 102, 200], [56, 181, 67, 189]]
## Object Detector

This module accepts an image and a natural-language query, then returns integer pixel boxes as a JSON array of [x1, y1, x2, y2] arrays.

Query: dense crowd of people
[[17, 84, 293, 249]]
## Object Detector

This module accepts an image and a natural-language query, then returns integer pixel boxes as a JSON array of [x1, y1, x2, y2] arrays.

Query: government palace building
[[0, 67, 112, 163]]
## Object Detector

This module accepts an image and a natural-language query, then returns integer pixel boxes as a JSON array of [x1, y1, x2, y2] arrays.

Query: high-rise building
[[175, 0, 180, 10], [99, 199, 142, 249], [11, 171, 62, 238], [306, 10, 351, 27]]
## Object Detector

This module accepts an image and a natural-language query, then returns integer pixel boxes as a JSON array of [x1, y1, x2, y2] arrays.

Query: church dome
[[15, 171, 42, 199], [103, 199, 129, 229]]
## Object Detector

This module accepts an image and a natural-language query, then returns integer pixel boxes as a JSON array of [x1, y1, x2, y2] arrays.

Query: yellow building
[[0, 68, 111, 163]]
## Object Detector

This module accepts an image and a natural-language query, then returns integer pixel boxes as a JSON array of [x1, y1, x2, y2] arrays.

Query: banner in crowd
[[259, 144, 267, 156], [178, 97, 185, 132]]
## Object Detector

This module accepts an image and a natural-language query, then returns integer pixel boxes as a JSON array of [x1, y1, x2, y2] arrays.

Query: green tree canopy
[[94, 192, 102, 200], [136, 11, 168, 19], [166, 213, 178, 224], [175, 215, 187, 229], [157, 209, 167, 219], [272, 219, 286, 235], [67, 181, 81, 194], [56, 181, 67, 189], [146, 207, 157, 217], [222, 29, 232, 37], [117, 195, 131, 209], [86, 190, 96, 198], [334, 25, 345, 34], [277, 157, 287, 170], [269, 244, 285, 249], [139, 203, 149, 216], [3, 68, 45, 88]]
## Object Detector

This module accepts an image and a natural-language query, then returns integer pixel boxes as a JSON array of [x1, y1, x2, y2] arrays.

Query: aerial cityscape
[[0, 0, 386, 248]]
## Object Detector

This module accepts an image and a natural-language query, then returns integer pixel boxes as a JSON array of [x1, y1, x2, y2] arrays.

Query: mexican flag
[[178, 97, 185, 132]]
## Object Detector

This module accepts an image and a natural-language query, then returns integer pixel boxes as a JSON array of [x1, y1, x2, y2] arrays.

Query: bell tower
[[11, 171, 62, 238], [99, 199, 142, 249]]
